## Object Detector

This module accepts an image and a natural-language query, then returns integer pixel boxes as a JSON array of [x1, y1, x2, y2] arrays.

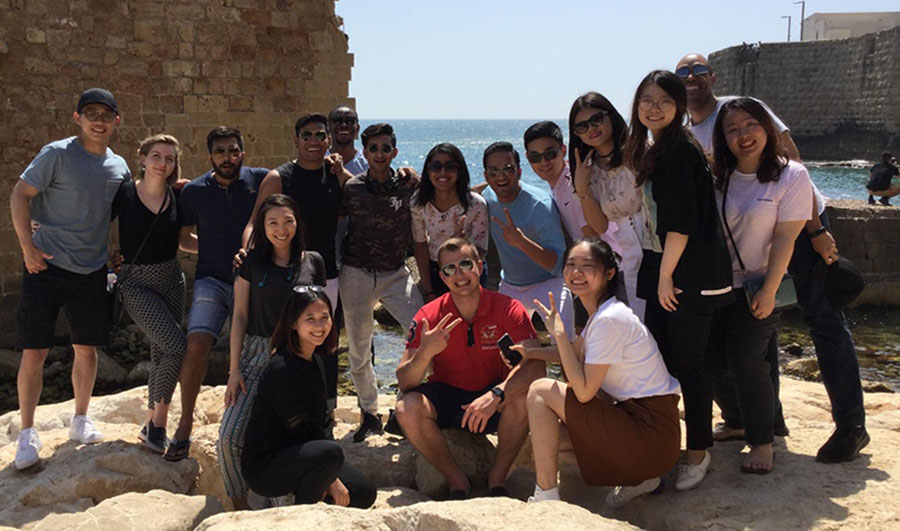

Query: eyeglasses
[[526, 148, 560, 164], [293, 284, 325, 294], [330, 116, 358, 126], [81, 109, 117, 123], [485, 164, 517, 179], [573, 111, 607, 135], [440, 258, 476, 277], [638, 97, 675, 112], [211, 147, 242, 157], [299, 130, 328, 142], [675, 64, 710, 79], [427, 160, 460, 174], [367, 143, 393, 154]]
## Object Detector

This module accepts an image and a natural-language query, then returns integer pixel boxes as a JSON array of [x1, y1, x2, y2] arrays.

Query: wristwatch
[[808, 226, 828, 238], [490, 386, 505, 403]]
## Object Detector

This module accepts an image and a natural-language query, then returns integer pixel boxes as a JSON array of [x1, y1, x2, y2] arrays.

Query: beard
[[213, 160, 243, 181]]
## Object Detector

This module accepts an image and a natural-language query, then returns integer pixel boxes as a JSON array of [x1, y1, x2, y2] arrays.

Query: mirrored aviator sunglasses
[[440, 258, 476, 277], [293, 284, 325, 294], [675, 64, 710, 79]]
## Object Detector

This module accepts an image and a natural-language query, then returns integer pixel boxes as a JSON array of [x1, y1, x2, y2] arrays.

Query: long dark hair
[[568, 92, 627, 171], [563, 238, 620, 303], [623, 70, 701, 186], [416, 143, 471, 211], [248, 194, 305, 268], [269, 287, 337, 356], [712, 97, 787, 189]]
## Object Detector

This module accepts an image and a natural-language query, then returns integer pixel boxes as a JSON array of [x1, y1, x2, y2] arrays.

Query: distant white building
[[802, 12, 900, 41]]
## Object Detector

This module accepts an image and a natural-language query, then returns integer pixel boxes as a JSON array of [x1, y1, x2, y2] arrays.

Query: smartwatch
[[490, 386, 505, 403]]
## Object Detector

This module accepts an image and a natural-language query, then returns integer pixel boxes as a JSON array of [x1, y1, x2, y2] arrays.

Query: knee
[[395, 394, 428, 430], [318, 441, 345, 472], [71, 345, 98, 360], [20, 349, 49, 369], [526, 378, 555, 410]]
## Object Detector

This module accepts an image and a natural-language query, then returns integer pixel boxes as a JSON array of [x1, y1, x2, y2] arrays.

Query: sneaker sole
[[138, 432, 167, 454]]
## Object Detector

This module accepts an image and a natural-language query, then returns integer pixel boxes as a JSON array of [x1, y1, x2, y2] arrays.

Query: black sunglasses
[[299, 130, 328, 142], [367, 143, 393, 154], [331, 116, 358, 126], [293, 284, 325, 294], [675, 64, 710, 79], [440, 258, 476, 277], [573, 111, 607, 135], [211, 147, 241, 157], [526, 148, 560, 164], [427, 160, 461, 174]]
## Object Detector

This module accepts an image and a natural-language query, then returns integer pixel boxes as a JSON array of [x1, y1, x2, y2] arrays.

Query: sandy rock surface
[[194, 497, 638, 530], [415, 429, 497, 497]]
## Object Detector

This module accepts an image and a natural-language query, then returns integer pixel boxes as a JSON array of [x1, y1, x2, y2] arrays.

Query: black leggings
[[245, 440, 376, 508]]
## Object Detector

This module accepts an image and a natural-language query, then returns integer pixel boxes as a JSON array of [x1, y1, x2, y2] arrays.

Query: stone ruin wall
[[0, 0, 353, 347], [710, 26, 900, 161]]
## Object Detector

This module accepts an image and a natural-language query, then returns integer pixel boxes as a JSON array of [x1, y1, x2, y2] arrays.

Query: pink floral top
[[410, 191, 489, 261]]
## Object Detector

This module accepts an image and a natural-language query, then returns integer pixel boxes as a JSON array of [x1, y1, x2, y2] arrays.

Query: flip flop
[[163, 439, 191, 462]]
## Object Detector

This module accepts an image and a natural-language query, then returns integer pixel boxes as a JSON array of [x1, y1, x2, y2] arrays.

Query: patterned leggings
[[217, 335, 272, 498], [119, 260, 186, 409]]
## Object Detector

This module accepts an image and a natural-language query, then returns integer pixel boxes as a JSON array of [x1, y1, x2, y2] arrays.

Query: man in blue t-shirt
[[481, 142, 574, 340], [10, 88, 131, 470], [167, 126, 268, 461]]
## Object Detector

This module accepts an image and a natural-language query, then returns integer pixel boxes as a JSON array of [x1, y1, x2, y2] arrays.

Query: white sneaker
[[15, 428, 42, 470], [69, 415, 103, 444], [527, 485, 560, 503], [675, 450, 711, 491], [606, 477, 662, 508]]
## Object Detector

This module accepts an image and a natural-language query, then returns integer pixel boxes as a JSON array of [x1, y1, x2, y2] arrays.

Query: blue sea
[[361, 119, 871, 201]]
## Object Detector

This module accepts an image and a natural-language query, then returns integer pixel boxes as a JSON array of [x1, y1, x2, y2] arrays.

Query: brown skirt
[[565, 388, 681, 487]]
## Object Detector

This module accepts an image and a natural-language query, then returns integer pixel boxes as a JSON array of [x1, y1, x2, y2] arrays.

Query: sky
[[334, 0, 899, 119]]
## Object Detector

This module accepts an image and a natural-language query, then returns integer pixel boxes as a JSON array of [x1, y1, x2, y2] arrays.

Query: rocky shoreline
[[1, 376, 898, 530]]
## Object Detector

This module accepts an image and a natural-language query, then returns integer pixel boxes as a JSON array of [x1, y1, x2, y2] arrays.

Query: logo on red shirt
[[480, 324, 498, 344]]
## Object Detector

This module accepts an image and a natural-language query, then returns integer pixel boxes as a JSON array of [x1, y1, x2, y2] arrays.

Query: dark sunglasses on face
[[526, 148, 560, 164], [81, 109, 117, 123], [675, 64, 710, 79], [299, 130, 328, 142], [427, 160, 460, 174], [212, 147, 242, 157], [331, 116, 358, 126], [367, 143, 393, 154], [440, 258, 476, 277], [573, 111, 608, 135], [485, 164, 517, 179], [293, 284, 325, 294]]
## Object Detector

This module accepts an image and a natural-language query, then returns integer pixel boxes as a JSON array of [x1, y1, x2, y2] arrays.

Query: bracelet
[[808, 226, 827, 238]]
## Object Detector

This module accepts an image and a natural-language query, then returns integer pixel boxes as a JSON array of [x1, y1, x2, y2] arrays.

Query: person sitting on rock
[[395, 237, 545, 498], [218, 194, 326, 510], [241, 286, 376, 509], [867, 151, 899, 206], [523, 238, 681, 508]]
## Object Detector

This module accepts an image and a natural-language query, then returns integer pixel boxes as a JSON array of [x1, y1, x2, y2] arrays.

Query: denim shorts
[[187, 276, 234, 337]]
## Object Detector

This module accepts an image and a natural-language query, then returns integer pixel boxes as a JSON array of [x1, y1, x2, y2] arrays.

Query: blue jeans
[[186, 276, 234, 337]]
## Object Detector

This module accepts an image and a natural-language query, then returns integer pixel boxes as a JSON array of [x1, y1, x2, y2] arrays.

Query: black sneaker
[[383, 409, 404, 437], [352, 412, 383, 443], [879, 196, 891, 206], [868, 195, 877, 205], [139, 420, 167, 454], [816, 425, 870, 463]]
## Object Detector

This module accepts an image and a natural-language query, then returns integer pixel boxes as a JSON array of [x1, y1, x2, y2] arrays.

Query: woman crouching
[[240, 286, 376, 508], [523, 238, 681, 507]]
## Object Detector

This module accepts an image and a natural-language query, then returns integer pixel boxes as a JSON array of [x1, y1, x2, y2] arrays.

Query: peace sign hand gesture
[[453, 213, 468, 238], [533, 291, 568, 340], [417, 314, 464, 359], [490, 208, 527, 249], [573, 147, 595, 199]]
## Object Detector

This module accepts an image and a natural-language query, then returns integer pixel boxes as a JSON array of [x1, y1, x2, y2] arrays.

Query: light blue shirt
[[21, 136, 131, 274], [483, 181, 565, 286]]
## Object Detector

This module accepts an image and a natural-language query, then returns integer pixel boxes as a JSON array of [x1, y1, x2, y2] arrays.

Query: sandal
[[163, 438, 191, 462]]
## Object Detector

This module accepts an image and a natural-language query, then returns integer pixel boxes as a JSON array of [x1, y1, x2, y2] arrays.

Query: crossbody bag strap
[[720, 173, 747, 272], [119, 187, 171, 283]]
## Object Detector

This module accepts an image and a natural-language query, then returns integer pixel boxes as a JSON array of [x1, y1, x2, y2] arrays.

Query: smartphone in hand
[[497, 333, 522, 367]]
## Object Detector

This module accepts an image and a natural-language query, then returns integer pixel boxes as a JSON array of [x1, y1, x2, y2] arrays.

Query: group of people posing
[[11, 52, 871, 510]]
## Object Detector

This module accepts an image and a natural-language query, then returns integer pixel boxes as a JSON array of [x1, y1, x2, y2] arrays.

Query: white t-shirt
[[583, 297, 681, 402], [716, 160, 814, 286], [690, 96, 788, 155], [410, 192, 490, 261]]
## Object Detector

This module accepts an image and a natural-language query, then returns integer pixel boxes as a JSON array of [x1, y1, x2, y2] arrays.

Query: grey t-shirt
[[690, 96, 788, 155], [21, 136, 131, 274]]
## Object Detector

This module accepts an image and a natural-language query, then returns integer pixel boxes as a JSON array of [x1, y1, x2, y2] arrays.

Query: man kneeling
[[395, 237, 545, 498]]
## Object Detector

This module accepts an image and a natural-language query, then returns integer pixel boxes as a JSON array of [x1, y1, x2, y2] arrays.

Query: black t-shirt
[[238, 249, 326, 337], [112, 181, 181, 264], [241, 350, 330, 474], [277, 161, 343, 278], [868, 162, 898, 192], [637, 136, 733, 304]]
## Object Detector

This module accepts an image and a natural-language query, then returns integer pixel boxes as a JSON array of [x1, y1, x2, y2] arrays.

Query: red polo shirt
[[405, 288, 537, 391]]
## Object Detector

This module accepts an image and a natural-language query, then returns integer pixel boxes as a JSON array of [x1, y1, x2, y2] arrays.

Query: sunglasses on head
[[440, 258, 476, 277], [675, 64, 710, 79], [299, 130, 328, 142], [573, 111, 607, 135], [367, 143, 393, 154], [427, 160, 460, 174], [526, 148, 560, 164], [293, 284, 325, 294], [212, 146, 241, 156], [331, 116, 357, 126]]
